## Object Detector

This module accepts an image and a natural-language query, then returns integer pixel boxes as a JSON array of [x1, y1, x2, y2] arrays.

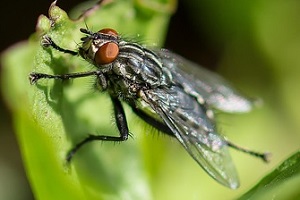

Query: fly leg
[[29, 35, 108, 84], [41, 35, 78, 56], [29, 70, 104, 84], [66, 96, 129, 162], [225, 139, 271, 162]]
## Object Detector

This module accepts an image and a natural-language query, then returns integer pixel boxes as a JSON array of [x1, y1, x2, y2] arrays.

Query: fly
[[29, 28, 269, 189]]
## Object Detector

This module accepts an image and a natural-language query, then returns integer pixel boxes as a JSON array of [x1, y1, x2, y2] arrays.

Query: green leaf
[[5, 1, 300, 199], [1, 1, 174, 199], [239, 151, 300, 200]]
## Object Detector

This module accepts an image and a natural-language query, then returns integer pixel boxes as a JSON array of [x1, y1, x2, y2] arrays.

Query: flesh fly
[[30, 28, 269, 189]]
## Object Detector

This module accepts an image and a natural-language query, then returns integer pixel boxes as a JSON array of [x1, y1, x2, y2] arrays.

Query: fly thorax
[[112, 60, 138, 81], [117, 42, 169, 88], [108, 77, 141, 100]]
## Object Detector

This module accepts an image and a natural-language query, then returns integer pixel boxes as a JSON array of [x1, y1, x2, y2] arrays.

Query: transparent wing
[[156, 49, 254, 113], [141, 86, 239, 189]]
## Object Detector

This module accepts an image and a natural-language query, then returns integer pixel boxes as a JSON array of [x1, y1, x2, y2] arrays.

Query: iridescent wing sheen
[[141, 86, 240, 189], [156, 49, 254, 113]]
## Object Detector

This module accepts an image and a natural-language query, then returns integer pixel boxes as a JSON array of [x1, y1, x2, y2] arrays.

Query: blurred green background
[[1, 0, 300, 199]]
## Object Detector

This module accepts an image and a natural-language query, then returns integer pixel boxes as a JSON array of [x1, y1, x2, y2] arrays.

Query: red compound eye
[[95, 42, 119, 65], [98, 28, 118, 36]]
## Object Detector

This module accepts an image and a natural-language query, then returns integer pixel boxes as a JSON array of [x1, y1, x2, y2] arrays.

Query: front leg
[[41, 35, 78, 56], [29, 70, 103, 84], [66, 96, 129, 162]]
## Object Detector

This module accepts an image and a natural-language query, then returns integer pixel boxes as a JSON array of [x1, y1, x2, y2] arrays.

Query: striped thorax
[[78, 28, 172, 98]]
